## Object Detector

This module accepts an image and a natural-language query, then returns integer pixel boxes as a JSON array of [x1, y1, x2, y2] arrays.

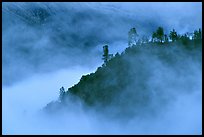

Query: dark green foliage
[[193, 28, 202, 40], [193, 28, 202, 45], [46, 27, 202, 118], [152, 27, 164, 43], [169, 29, 178, 42], [156, 27, 164, 43], [65, 41, 201, 117], [152, 32, 157, 42], [69, 54, 131, 106], [179, 34, 190, 46], [102, 45, 113, 65]]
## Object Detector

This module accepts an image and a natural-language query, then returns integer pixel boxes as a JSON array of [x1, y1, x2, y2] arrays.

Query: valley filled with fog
[[2, 2, 202, 135]]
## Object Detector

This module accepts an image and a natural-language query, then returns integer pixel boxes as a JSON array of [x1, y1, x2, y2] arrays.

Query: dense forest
[[45, 27, 202, 120]]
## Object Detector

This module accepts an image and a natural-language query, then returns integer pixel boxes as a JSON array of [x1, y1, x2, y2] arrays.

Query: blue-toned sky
[[2, 2, 202, 135]]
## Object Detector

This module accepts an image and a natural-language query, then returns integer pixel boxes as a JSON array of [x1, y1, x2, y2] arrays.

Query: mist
[[2, 2, 202, 135], [2, 2, 202, 86]]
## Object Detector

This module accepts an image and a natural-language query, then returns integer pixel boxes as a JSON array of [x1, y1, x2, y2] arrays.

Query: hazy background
[[2, 2, 202, 135], [2, 2, 202, 86]]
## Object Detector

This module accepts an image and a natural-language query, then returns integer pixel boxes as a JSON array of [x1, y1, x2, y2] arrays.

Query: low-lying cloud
[[2, 2, 202, 135], [2, 2, 202, 85]]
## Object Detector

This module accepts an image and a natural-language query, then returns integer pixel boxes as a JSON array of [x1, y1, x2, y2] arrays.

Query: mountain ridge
[[45, 39, 202, 120]]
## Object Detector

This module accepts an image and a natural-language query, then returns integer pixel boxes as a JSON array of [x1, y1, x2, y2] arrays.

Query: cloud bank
[[2, 2, 202, 135]]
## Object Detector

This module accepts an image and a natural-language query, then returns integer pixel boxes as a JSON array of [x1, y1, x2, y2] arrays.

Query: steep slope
[[45, 40, 202, 119]]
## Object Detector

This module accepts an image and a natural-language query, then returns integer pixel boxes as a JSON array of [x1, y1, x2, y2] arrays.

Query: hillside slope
[[45, 40, 202, 119]]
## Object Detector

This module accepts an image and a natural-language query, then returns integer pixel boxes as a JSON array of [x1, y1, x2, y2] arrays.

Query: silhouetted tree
[[59, 86, 65, 102], [102, 45, 114, 65], [198, 28, 202, 39], [169, 29, 178, 42], [156, 27, 164, 43], [192, 29, 202, 45], [193, 28, 202, 40]]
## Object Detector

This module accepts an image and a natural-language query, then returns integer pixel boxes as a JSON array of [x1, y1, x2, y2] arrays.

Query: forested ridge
[[45, 27, 202, 119]]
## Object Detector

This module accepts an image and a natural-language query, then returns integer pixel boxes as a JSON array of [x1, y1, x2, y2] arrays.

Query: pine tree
[[169, 29, 178, 42], [102, 45, 109, 65], [156, 27, 164, 43]]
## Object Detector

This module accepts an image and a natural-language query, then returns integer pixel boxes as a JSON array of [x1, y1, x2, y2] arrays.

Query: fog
[[2, 2, 202, 86], [2, 2, 202, 135]]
